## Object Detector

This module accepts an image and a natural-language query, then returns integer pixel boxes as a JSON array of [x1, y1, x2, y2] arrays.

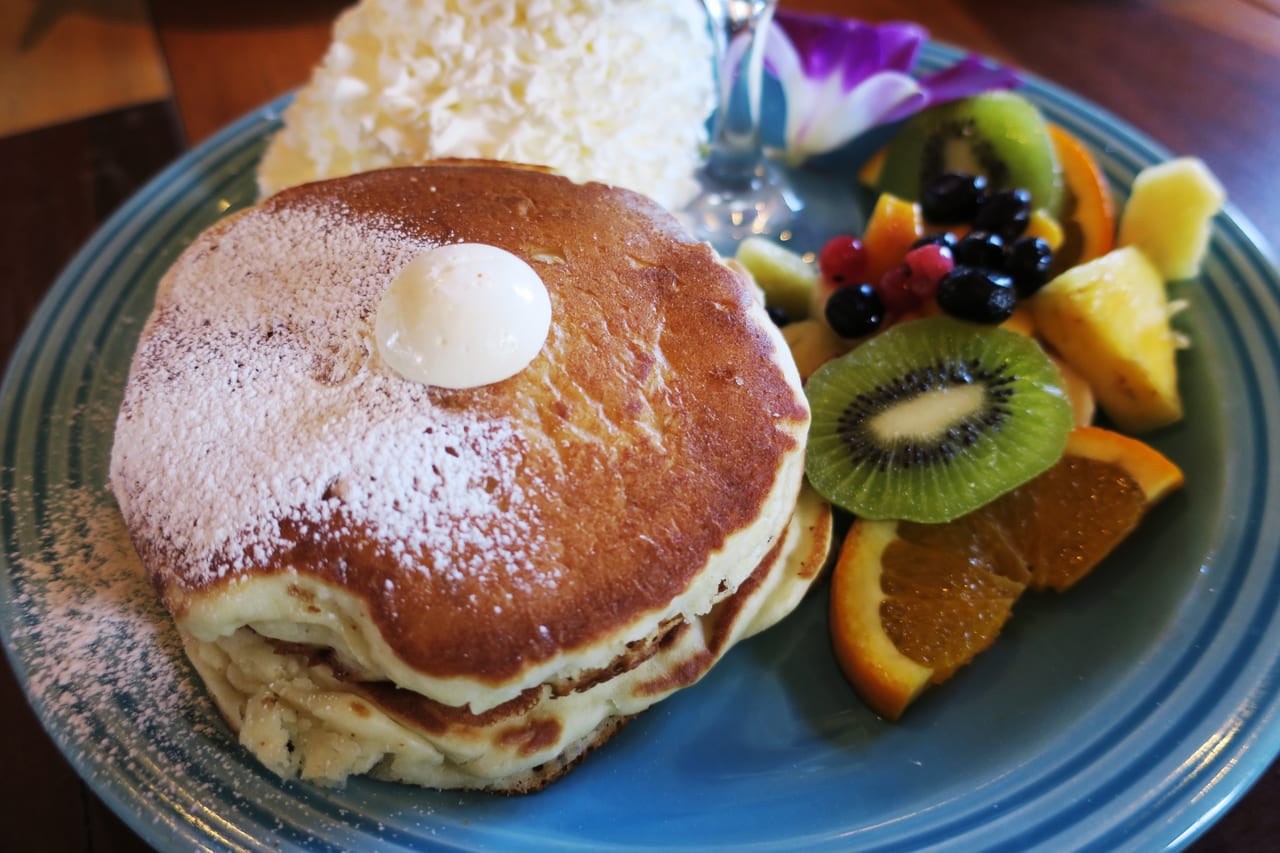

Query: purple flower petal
[[765, 12, 1022, 164], [892, 54, 1022, 121], [772, 11, 926, 94]]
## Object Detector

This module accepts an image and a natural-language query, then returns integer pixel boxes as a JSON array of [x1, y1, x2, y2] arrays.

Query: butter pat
[[375, 243, 551, 389]]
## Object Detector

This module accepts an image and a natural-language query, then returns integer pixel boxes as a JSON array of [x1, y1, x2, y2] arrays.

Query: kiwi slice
[[805, 316, 1073, 523], [877, 92, 1065, 217]]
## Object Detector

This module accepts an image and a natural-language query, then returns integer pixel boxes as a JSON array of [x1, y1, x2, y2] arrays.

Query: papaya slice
[[862, 193, 924, 284]]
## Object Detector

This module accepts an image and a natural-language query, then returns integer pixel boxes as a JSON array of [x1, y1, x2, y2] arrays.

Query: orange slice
[[828, 425, 1182, 720], [857, 146, 887, 186], [1048, 124, 1116, 270], [1048, 354, 1096, 428], [999, 303, 1037, 337]]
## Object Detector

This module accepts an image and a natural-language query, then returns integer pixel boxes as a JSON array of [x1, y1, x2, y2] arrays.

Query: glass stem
[[703, 0, 777, 190]]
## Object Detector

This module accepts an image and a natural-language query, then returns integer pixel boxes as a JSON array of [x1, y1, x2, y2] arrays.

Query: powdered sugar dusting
[[109, 199, 551, 589], [7, 482, 198, 732], [1, 475, 259, 836], [4, 474, 451, 848]]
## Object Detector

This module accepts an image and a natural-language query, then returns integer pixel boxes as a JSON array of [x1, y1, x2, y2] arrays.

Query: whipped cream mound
[[257, 0, 715, 211]]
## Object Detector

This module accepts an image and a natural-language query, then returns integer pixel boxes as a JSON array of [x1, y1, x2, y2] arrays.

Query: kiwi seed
[[921, 118, 1010, 192], [804, 316, 1073, 523]]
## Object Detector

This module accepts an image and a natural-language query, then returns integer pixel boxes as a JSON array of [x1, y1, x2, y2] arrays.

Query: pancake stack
[[110, 162, 829, 792]]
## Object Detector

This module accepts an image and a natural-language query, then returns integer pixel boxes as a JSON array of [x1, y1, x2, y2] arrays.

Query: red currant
[[875, 263, 920, 314], [903, 243, 956, 301], [818, 235, 867, 285]]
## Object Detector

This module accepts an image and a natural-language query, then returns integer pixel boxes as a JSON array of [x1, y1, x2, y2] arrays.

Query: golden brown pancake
[[109, 162, 823, 790], [182, 486, 830, 791]]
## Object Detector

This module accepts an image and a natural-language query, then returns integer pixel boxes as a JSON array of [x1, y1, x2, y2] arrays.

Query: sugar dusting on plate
[[9, 479, 198, 730], [4, 398, 288, 839], [3, 396, 445, 846], [3, 435, 227, 803]]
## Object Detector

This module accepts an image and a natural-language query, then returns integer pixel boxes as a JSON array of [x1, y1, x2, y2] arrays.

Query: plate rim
[[3, 43, 1280, 853]]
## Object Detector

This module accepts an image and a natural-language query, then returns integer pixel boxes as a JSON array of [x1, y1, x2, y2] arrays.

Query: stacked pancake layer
[[110, 163, 824, 791]]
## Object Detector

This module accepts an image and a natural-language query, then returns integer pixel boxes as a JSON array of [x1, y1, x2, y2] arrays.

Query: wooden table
[[1, 1, 1277, 849]]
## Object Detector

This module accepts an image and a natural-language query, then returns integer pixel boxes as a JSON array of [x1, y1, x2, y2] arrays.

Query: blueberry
[[973, 188, 1032, 240], [825, 283, 885, 339], [936, 266, 1017, 324], [921, 172, 989, 224], [1005, 236, 1054, 297], [911, 231, 959, 252], [765, 304, 791, 327], [952, 230, 1005, 270]]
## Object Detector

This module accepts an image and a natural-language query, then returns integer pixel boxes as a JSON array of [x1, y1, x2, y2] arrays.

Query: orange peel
[[1048, 124, 1116, 269], [828, 425, 1182, 720]]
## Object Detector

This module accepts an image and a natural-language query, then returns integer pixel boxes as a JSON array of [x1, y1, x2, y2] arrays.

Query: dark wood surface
[[2, 1, 1277, 849]]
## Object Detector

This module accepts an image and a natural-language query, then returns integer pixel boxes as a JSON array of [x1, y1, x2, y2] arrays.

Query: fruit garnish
[[920, 172, 988, 223], [1030, 245, 1182, 433], [818, 235, 868, 285], [1047, 124, 1115, 270], [972, 187, 1032, 240], [781, 319, 850, 382], [805, 316, 1074, 523], [935, 266, 1017, 323], [778, 35, 1219, 728], [865, 243, 954, 319], [735, 236, 819, 321], [876, 91, 1065, 217], [952, 230, 1005, 269], [998, 303, 1038, 337], [829, 425, 1183, 719], [911, 232, 958, 252], [824, 283, 885, 339], [903, 242, 955, 288], [875, 264, 920, 314], [1117, 156, 1226, 281], [1005, 236, 1054, 297], [860, 193, 924, 284], [1048, 354, 1096, 427], [1025, 208, 1065, 251], [858, 147, 888, 186]]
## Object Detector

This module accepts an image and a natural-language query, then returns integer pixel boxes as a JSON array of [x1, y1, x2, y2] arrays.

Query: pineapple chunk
[[1030, 246, 1181, 433], [782, 319, 850, 383], [1118, 157, 1225, 281], [735, 236, 817, 320], [1026, 208, 1065, 252]]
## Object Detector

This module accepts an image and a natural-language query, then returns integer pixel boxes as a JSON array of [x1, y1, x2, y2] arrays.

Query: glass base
[[682, 159, 805, 257]]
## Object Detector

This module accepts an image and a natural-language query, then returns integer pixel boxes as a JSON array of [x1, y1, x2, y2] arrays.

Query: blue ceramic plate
[[3, 44, 1279, 852]]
